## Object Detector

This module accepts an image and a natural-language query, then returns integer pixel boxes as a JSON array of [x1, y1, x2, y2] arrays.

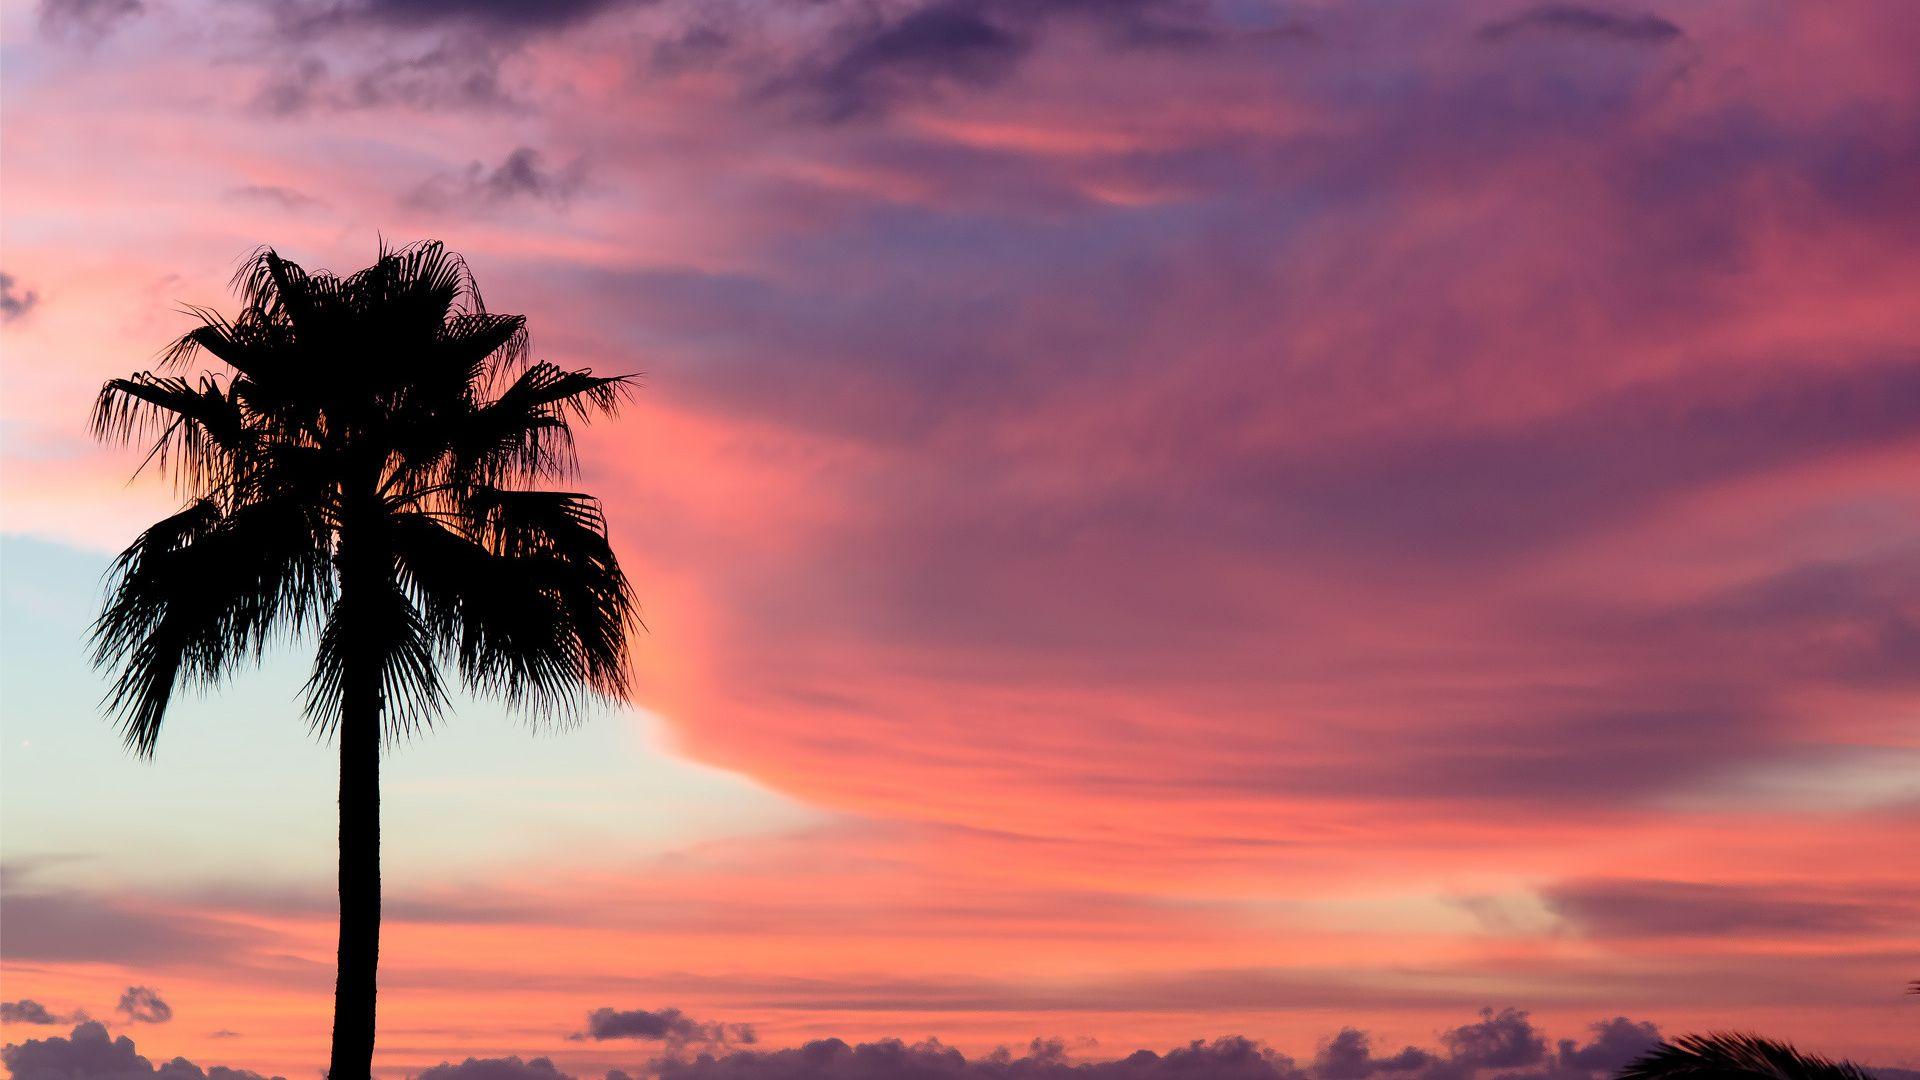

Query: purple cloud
[[1479, 6, 1683, 44], [579, 1008, 755, 1049], [0, 1001, 67, 1026], [0, 1022, 283, 1080], [417, 1056, 580, 1080], [116, 988, 173, 1025], [0, 273, 39, 322], [1542, 880, 1904, 939]]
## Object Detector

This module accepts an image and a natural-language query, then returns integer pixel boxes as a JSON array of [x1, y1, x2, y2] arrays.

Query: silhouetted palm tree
[[91, 241, 637, 1079], [1619, 1032, 1875, 1080]]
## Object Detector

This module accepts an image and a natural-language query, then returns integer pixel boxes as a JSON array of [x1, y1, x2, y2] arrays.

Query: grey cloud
[[1542, 880, 1897, 939], [3, 1012, 1683, 1080], [0, 1022, 283, 1080], [521, 1012, 1672, 1080], [176, 880, 557, 926], [579, 1007, 755, 1049], [345, 41, 513, 109], [226, 185, 327, 211], [1313, 1030, 1435, 1080], [416, 1056, 579, 1080], [310, 0, 627, 33], [801, 0, 1030, 122], [253, 56, 329, 115], [241, 0, 645, 118], [409, 148, 587, 211], [0, 273, 40, 323], [0, 883, 259, 966], [117, 988, 173, 1025], [1438, 1008, 1547, 1070], [1479, 5, 1682, 43], [779, 0, 1217, 121], [649, 25, 732, 75], [37, 0, 143, 42], [254, 44, 513, 115], [1553, 1019, 1661, 1073], [1, 1001, 67, 1025], [653, 1035, 1305, 1079]]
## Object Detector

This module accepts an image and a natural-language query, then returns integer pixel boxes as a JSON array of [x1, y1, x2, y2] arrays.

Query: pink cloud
[[3, 0, 1918, 1072]]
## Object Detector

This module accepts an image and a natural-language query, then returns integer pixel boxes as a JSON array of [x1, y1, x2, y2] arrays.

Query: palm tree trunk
[[328, 683, 380, 1079], [329, 524, 384, 1080]]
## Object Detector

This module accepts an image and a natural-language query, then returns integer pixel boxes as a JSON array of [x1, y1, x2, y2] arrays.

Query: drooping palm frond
[[389, 488, 636, 730], [92, 372, 253, 495], [93, 239, 639, 752], [93, 496, 334, 755], [388, 362, 633, 496], [1617, 1033, 1876, 1080]]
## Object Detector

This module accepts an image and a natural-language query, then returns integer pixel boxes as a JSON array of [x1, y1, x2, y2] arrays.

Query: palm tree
[[1618, 1032, 1876, 1080], [90, 241, 638, 1079]]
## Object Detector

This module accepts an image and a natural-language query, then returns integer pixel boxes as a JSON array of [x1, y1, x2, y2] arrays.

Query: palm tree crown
[[91, 240, 637, 751]]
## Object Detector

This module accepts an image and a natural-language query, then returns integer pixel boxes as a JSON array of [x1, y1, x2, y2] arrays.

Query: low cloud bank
[[635, 1011, 1659, 1080], [3, 1008, 1904, 1080], [0, 1021, 282, 1080]]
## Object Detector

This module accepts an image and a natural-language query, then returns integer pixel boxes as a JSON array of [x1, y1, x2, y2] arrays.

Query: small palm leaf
[[1618, 1033, 1875, 1080]]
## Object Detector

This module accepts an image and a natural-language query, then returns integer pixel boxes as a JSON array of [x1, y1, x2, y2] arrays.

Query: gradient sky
[[1, 0, 1918, 1076]]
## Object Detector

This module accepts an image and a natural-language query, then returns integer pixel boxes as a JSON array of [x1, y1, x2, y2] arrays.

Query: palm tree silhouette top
[[90, 241, 639, 1080]]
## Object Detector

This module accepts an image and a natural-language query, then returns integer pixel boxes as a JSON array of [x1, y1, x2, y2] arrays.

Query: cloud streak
[[579, 1008, 756, 1050]]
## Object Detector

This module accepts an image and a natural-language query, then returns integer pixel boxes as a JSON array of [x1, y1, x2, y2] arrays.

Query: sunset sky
[[1, 0, 1917, 1077]]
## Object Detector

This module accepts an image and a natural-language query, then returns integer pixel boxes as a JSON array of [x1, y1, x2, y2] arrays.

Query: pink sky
[[1, 0, 1917, 1077]]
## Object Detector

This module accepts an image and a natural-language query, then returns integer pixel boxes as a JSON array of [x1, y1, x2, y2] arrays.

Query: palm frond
[[92, 372, 251, 492], [391, 493, 636, 727], [447, 364, 635, 487], [351, 239, 483, 324], [302, 578, 445, 744], [92, 497, 333, 756], [1618, 1033, 1876, 1080], [438, 312, 528, 384]]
